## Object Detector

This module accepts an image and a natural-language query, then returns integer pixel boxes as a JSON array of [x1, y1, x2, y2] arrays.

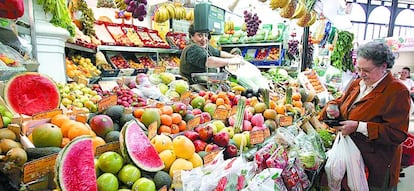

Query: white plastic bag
[[343, 135, 369, 191], [324, 132, 346, 191], [232, 60, 269, 91]]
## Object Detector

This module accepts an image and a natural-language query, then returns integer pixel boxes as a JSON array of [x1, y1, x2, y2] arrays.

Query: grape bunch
[[125, 0, 148, 21], [305, 41, 314, 68], [243, 10, 261, 37], [287, 39, 300, 60]]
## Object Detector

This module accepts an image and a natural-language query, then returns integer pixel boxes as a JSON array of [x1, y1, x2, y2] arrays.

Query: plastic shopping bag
[[343, 135, 369, 191], [324, 132, 346, 191]]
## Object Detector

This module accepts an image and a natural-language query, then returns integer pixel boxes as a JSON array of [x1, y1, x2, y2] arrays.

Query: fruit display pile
[[66, 55, 101, 79]]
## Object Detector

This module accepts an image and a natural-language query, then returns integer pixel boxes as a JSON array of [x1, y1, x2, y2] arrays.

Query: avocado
[[119, 114, 135, 127], [104, 105, 125, 122], [25, 147, 62, 161]]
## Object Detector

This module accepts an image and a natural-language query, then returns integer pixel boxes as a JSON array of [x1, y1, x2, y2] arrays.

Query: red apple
[[228, 115, 235, 126], [205, 143, 219, 152], [172, 102, 187, 116], [198, 90, 206, 97], [193, 139, 207, 152], [201, 112, 211, 123], [244, 110, 253, 121], [224, 144, 238, 159], [198, 125, 213, 142], [184, 131, 199, 142], [192, 108, 202, 115], [213, 131, 230, 147], [242, 120, 252, 131]]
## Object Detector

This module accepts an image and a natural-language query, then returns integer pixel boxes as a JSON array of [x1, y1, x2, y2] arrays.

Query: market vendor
[[321, 41, 411, 190], [179, 23, 242, 84]]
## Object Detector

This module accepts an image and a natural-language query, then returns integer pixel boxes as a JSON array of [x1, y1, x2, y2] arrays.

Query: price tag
[[32, 109, 63, 120], [279, 116, 293, 127], [75, 114, 88, 123], [74, 76, 89, 86], [98, 95, 118, 113], [213, 108, 229, 120], [99, 80, 119, 92], [23, 153, 58, 183], [264, 128, 271, 138], [158, 185, 168, 191], [95, 141, 120, 156], [0, 113, 3, 128], [250, 130, 265, 145], [147, 121, 158, 140], [203, 149, 221, 165], [186, 116, 201, 130]]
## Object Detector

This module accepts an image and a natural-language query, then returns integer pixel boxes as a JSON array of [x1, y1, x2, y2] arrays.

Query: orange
[[292, 100, 303, 108], [275, 105, 286, 114], [160, 106, 173, 115], [61, 137, 70, 148], [263, 109, 277, 120], [158, 125, 172, 134], [160, 114, 173, 126], [171, 124, 180, 134], [171, 113, 182, 124], [60, 120, 78, 137], [216, 98, 225, 106], [292, 93, 301, 101], [269, 101, 276, 109], [51, 114, 70, 127], [133, 108, 145, 119], [92, 136, 106, 153], [67, 122, 90, 140], [178, 120, 187, 132]]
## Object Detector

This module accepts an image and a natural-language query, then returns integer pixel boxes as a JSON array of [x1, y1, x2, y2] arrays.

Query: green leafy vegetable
[[330, 31, 354, 72], [317, 129, 335, 148], [37, 0, 75, 36]]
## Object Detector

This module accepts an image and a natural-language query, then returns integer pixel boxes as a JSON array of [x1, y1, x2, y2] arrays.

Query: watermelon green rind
[[4, 72, 60, 116], [55, 135, 97, 191], [120, 120, 164, 172]]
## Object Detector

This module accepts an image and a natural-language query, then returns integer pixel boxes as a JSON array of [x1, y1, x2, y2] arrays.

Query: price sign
[[250, 130, 265, 145], [98, 95, 118, 113], [95, 141, 120, 156], [23, 153, 58, 183], [32, 109, 63, 120], [74, 76, 89, 86], [279, 116, 293, 127], [213, 108, 228, 120], [147, 121, 158, 140], [0, 114, 3, 128], [186, 116, 201, 130], [99, 80, 119, 92], [203, 149, 222, 165]]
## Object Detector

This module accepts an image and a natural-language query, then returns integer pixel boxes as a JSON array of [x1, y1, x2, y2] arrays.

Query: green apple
[[242, 131, 250, 147], [232, 133, 247, 150], [211, 124, 218, 134], [212, 120, 226, 132], [220, 127, 235, 138]]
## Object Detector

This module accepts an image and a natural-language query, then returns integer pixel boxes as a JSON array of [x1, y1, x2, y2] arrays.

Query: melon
[[5, 72, 60, 116], [120, 119, 164, 172], [55, 135, 97, 191]]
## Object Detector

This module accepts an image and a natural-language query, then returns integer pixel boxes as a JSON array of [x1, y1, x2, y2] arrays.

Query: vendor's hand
[[326, 104, 340, 119], [336, 120, 359, 135]]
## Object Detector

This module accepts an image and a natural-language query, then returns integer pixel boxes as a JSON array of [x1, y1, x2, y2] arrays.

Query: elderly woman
[[321, 41, 411, 190]]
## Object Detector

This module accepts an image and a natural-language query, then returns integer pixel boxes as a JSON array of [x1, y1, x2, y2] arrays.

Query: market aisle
[[398, 117, 414, 190]]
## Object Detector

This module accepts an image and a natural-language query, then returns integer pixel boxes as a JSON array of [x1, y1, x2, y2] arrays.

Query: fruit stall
[[0, 0, 377, 191]]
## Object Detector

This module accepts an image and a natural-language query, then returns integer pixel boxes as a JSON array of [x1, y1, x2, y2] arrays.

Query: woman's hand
[[326, 104, 340, 119], [337, 120, 359, 135]]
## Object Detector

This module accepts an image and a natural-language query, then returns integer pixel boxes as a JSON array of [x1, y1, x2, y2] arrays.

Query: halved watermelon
[[55, 135, 97, 191], [5, 72, 60, 116], [120, 119, 164, 172]]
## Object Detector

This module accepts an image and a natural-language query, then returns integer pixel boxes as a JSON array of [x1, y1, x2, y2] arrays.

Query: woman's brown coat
[[320, 72, 411, 188]]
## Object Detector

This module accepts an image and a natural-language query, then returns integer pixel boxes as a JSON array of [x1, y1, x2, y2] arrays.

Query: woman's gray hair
[[357, 41, 395, 68]]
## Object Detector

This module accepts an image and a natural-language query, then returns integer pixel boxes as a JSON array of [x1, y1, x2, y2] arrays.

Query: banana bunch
[[280, 0, 297, 18], [154, 4, 171, 23], [185, 9, 194, 22], [114, 0, 127, 10], [231, 85, 246, 92], [224, 21, 235, 34], [174, 3, 187, 20], [269, 0, 290, 10], [292, 0, 306, 19]]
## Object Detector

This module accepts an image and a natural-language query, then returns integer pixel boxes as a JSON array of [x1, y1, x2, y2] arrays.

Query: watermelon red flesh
[[124, 120, 164, 172], [58, 136, 97, 191], [5, 72, 60, 116]]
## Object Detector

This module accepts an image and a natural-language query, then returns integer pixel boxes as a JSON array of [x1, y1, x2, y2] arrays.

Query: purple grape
[[133, 8, 140, 18], [138, 3, 145, 10], [129, 0, 137, 8], [124, 0, 131, 4], [140, 0, 147, 5], [126, 5, 134, 12], [138, 15, 144, 21]]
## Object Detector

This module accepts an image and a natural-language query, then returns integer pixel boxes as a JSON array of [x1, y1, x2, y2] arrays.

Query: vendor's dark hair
[[403, 67, 411, 73], [188, 24, 195, 37], [357, 41, 395, 69]]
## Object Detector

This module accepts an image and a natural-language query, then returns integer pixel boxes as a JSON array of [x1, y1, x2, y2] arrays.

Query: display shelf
[[220, 42, 282, 48], [97, 45, 181, 54], [65, 42, 96, 53]]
